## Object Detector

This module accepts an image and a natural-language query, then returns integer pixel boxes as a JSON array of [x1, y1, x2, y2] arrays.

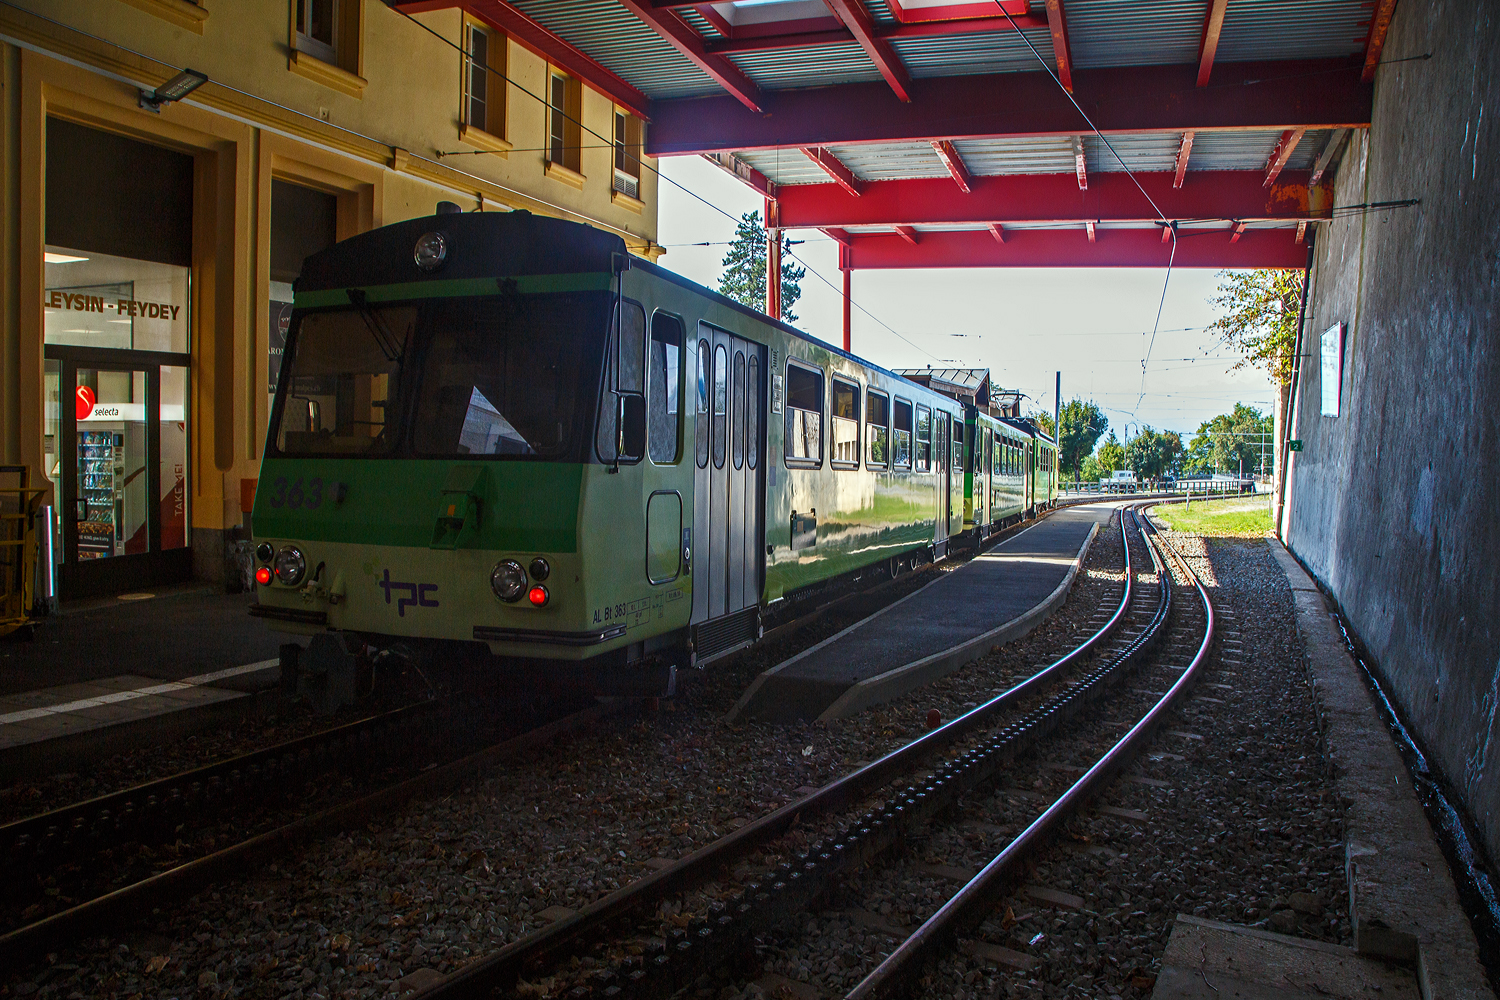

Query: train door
[[982, 427, 993, 531], [934, 412, 949, 554], [691, 323, 765, 635]]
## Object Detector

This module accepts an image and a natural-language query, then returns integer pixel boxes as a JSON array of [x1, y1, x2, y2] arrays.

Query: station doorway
[[43, 119, 193, 598]]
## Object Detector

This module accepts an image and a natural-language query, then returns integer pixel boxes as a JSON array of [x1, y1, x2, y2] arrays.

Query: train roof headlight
[[491, 560, 526, 602], [273, 545, 306, 586], [413, 231, 448, 272]]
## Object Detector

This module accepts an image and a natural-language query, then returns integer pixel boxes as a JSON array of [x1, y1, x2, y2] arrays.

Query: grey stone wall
[[1285, 0, 1500, 863]]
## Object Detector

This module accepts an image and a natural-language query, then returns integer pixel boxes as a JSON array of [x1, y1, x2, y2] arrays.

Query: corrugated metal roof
[[507, 0, 721, 100], [1084, 132, 1182, 173], [1215, 0, 1370, 62], [826, 141, 947, 180], [1187, 129, 1281, 171], [1067, 0, 1206, 69], [737, 148, 846, 186], [954, 135, 1076, 175], [727, 41, 885, 89], [890, 27, 1056, 78]]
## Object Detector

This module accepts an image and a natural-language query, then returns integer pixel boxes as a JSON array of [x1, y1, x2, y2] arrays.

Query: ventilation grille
[[694, 606, 759, 659]]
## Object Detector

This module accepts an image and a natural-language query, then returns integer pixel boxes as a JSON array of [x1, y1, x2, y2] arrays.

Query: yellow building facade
[[0, 0, 661, 598]]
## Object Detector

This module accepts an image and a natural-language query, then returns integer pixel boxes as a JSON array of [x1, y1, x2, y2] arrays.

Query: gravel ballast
[[3, 509, 1136, 1000]]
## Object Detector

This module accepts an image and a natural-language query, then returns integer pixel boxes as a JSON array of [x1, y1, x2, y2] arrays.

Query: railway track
[[0, 496, 1136, 980], [401, 500, 1213, 999], [0, 694, 608, 967]]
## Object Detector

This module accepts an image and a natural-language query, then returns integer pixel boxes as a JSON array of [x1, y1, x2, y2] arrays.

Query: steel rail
[[417, 507, 1142, 999], [1, 700, 442, 867], [844, 504, 1215, 999], [0, 701, 623, 968]]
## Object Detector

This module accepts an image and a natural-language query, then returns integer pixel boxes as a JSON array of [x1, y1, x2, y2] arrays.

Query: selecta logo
[[75, 385, 95, 421], [378, 569, 439, 617]]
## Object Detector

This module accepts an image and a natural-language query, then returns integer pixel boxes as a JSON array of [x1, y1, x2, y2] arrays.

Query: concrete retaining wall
[[1284, 0, 1500, 865], [1284, 0, 1500, 863]]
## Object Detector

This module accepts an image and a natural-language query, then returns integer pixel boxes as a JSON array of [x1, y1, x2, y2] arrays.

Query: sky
[[654, 155, 1278, 445]]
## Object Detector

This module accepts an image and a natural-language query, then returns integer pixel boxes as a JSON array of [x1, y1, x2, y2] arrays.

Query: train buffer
[[728, 504, 1113, 724]]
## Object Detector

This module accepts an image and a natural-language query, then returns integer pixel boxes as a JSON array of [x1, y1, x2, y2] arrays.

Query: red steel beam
[[646, 60, 1373, 155], [1362, 0, 1398, 82], [843, 227, 1309, 268], [1173, 131, 1194, 188], [987, 222, 1006, 243], [1309, 128, 1348, 184], [1161, 224, 1172, 243], [823, 227, 854, 245], [394, 0, 650, 119], [894, 225, 920, 244], [1295, 220, 1307, 244], [1043, 0, 1073, 93], [1229, 221, 1248, 243], [801, 147, 864, 196], [1196, 0, 1227, 87], [1085, 220, 1096, 242], [824, 0, 914, 102], [1072, 135, 1087, 190], [700, 152, 776, 199], [617, 0, 765, 112], [775, 171, 1333, 228], [1263, 128, 1306, 187], [930, 140, 974, 194]]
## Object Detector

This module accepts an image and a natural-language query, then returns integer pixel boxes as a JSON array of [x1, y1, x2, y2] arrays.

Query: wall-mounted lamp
[[139, 69, 208, 113]]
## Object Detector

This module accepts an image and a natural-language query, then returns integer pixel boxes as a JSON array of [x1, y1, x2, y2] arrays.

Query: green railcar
[[957, 410, 1058, 545], [250, 210, 977, 693]]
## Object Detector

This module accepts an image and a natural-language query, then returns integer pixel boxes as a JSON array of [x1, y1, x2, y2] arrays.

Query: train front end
[[250, 211, 647, 685]]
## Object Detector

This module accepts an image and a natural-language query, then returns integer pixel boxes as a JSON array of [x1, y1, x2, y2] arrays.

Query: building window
[[465, 22, 505, 138], [548, 72, 582, 174], [613, 111, 642, 199], [295, 0, 338, 63]]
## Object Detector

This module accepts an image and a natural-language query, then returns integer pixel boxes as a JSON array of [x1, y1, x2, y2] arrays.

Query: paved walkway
[[729, 504, 1114, 723]]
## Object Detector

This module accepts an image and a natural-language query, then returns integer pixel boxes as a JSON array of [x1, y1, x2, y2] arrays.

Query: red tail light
[[527, 585, 549, 607], [255, 566, 273, 586]]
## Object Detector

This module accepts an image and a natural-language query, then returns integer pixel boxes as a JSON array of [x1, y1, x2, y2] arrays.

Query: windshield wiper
[[345, 288, 405, 363]]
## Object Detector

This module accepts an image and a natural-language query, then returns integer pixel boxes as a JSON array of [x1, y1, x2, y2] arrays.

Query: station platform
[[0, 587, 283, 776], [729, 504, 1113, 724]]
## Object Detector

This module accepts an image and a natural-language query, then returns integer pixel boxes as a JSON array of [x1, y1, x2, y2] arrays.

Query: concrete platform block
[[1151, 914, 1418, 1000]]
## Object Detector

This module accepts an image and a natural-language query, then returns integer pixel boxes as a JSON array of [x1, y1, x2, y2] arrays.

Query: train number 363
[[266, 476, 324, 510]]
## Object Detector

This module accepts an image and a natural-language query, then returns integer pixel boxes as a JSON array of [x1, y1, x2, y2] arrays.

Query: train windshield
[[273, 291, 607, 460]]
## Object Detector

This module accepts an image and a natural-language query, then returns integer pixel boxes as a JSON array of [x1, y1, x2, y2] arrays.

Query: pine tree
[[717, 211, 805, 322]]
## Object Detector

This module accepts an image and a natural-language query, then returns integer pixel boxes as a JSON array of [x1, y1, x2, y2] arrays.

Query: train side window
[[784, 360, 824, 467], [648, 313, 683, 465], [695, 339, 710, 469], [732, 350, 747, 470], [866, 390, 890, 469], [893, 398, 913, 470], [595, 299, 645, 463], [830, 376, 860, 468], [953, 418, 964, 472], [713, 344, 728, 469], [747, 355, 760, 469], [915, 405, 932, 472]]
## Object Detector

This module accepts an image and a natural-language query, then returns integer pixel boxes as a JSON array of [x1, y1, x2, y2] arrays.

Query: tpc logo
[[378, 569, 439, 617]]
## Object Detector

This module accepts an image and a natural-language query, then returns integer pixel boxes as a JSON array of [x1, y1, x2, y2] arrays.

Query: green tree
[[1125, 425, 1183, 479], [1184, 403, 1274, 475], [1027, 409, 1055, 437], [1056, 399, 1107, 480], [717, 211, 806, 322], [1207, 269, 1302, 385], [1096, 432, 1125, 477]]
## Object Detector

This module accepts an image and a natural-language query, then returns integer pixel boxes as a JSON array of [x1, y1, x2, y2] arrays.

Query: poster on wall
[[1320, 322, 1344, 417], [269, 298, 293, 394]]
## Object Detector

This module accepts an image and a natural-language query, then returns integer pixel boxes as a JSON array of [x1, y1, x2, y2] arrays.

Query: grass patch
[[1152, 496, 1272, 536]]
